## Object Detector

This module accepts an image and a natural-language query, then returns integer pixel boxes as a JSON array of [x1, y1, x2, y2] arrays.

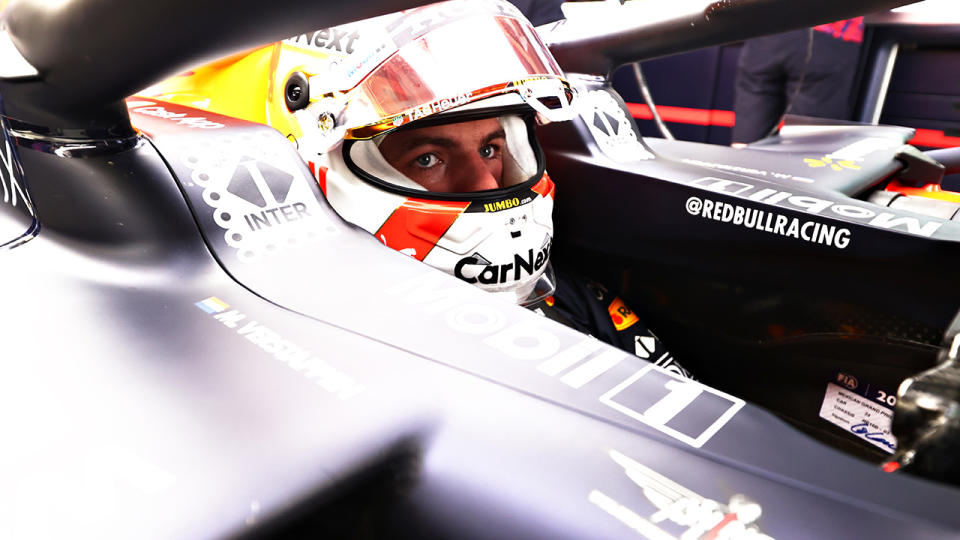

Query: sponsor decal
[[608, 298, 639, 332], [342, 40, 394, 83], [682, 158, 814, 184], [803, 137, 902, 172], [579, 90, 654, 163], [285, 27, 361, 54], [685, 195, 852, 249], [819, 371, 897, 453], [243, 203, 311, 231], [400, 93, 470, 125], [633, 335, 657, 359], [454, 243, 550, 285], [127, 103, 224, 129], [387, 273, 741, 447], [0, 123, 31, 213], [223, 157, 317, 232], [803, 156, 860, 172], [483, 197, 523, 213], [175, 131, 338, 262], [196, 297, 364, 399], [590, 449, 772, 539], [687, 176, 942, 238]]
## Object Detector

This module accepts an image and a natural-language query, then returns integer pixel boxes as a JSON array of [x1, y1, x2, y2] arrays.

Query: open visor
[[312, 15, 576, 140]]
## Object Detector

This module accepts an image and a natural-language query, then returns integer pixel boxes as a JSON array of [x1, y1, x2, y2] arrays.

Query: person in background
[[506, 0, 566, 26], [732, 17, 865, 146]]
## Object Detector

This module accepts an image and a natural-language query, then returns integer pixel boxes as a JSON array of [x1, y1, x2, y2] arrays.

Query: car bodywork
[[1, 0, 959, 538]]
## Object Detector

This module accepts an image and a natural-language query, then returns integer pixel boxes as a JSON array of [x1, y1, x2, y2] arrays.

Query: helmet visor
[[321, 15, 574, 139]]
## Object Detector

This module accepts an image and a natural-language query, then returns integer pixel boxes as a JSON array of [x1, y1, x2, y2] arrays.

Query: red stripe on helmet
[[309, 161, 328, 194], [530, 173, 555, 199], [375, 199, 469, 261]]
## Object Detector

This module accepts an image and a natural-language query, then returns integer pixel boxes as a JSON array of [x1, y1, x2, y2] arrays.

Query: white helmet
[[293, 0, 577, 304]]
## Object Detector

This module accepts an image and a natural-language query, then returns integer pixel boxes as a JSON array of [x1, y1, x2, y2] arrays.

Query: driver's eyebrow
[[482, 127, 507, 145], [396, 135, 457, 152], [394, 127, 507, 154]]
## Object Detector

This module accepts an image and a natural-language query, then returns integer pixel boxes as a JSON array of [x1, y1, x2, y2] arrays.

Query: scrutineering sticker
[[818, 371, 897, 453]]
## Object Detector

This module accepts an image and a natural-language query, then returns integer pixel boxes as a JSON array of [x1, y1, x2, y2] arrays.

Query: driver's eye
[[415, 153, 440, 168], [479, 144, 498, 158]]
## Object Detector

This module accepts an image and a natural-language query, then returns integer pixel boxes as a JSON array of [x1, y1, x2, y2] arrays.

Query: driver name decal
[[195, 296, 365, 399], [686, 195, 852, 249]]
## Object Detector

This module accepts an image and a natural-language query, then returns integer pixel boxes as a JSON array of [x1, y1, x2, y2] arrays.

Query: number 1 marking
[[644, 380, 703, 426]]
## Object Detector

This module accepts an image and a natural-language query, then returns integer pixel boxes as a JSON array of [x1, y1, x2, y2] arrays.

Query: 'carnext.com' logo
[[195, 296, 230, 314]]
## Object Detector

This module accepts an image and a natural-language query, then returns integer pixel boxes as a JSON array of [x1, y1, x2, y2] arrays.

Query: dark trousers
[[732, 29, 862, 144]]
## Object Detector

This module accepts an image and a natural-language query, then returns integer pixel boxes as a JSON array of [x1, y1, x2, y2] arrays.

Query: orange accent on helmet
[[531, 173, 555, 199], [374, 198, 469, 261]]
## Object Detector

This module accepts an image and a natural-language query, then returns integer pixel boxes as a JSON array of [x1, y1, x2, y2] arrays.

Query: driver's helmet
[[294, 0, 577, 305]]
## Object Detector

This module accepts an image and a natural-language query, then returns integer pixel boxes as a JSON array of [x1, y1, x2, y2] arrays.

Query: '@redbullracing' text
[[685, 197, 851, 249]]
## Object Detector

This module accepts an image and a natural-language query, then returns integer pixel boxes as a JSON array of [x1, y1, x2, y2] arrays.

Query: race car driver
[[295, 0, 691, 377]]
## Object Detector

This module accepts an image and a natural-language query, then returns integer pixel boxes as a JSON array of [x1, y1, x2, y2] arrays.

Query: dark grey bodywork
[[2, 0, 958, 538]]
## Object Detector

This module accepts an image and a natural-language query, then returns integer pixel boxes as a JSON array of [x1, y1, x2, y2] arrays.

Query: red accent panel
[[374, 199, 468, 261], [814, 17, 864, 43], [702, 514, 739, 540], [885, 179, 960, 204], [626, 103, 736, 127], [909, 128, 960, 149], [530, 173, 555, 199], [627, 101, 960, 152]]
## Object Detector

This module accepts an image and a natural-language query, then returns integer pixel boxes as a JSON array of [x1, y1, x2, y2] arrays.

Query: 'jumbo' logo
[[484, 197, 521, 212]]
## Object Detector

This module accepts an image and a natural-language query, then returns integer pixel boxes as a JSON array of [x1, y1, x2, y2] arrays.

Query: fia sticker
[[818, 372, 897, 453], [578, 90, 654, 163], [599, 364, 744, 448]]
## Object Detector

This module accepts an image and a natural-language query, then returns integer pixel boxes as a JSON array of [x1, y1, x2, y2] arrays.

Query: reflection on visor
[[329, 15, 572, 139]]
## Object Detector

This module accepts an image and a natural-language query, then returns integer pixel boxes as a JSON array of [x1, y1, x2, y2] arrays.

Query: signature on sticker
[[850, 421, 896, 451]]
